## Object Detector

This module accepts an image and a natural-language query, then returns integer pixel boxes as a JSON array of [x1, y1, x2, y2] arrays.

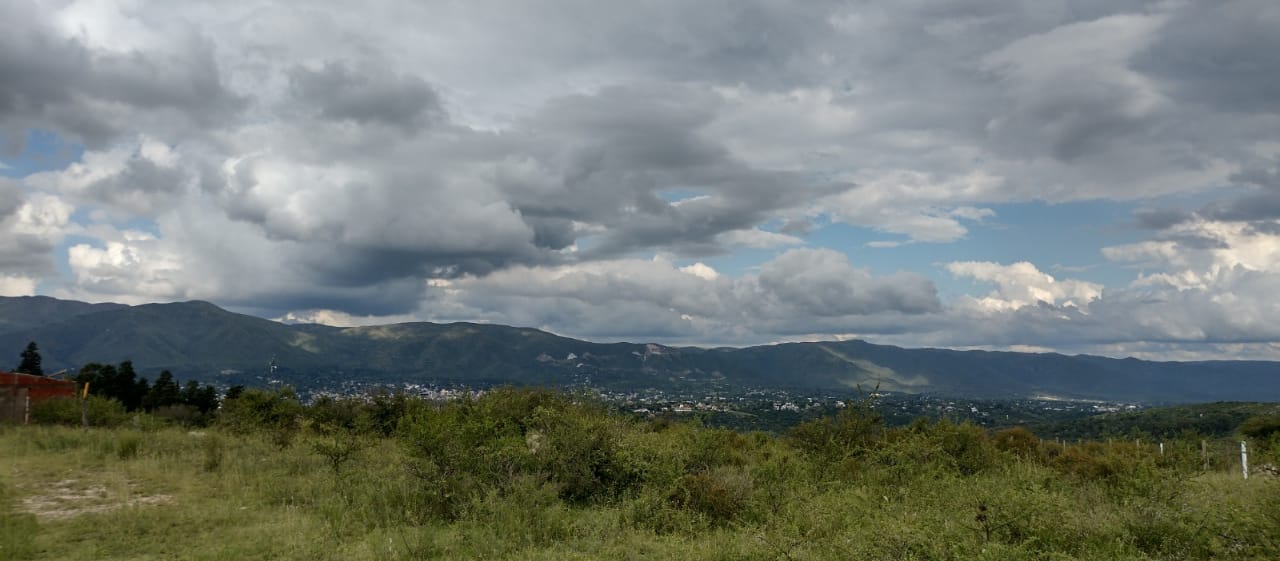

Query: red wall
[[0, 371, 77, 401]]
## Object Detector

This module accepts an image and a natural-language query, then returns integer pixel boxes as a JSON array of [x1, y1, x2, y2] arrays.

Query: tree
[[16, 341, 43, 376], [76, 361, 149, 412], [143, 370, 181, 411]]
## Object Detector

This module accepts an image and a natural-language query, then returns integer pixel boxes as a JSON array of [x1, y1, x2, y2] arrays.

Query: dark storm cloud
[[1195, 163, 1280, 223], [755, 249, 941, 316], [1156, 233, 1227, 251], [1134, 208, 1192, 230], [288, 62, 442, 131], [228, 278, 429, 318], [0, 179, 21, 219], [0, 1, 244, 147], [201, 80, 848, 299], [1136, 163, 1280, 239], [1134, 0, 1280, 113], [501, 84, 851, 259], [80, 156, 188, 215], [524, 216, 577, 251]]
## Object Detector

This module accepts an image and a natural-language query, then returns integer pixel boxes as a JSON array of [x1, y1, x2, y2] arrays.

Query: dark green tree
[[178, 380, 208, 412], [16, 341, 42, 376], [76, 361, 149, 412], [200, 386, 219, 414], [181, 381, 220, 414], [144, 370, 181, 411], [74, 363, 110, 393], [118, 361, 147, 412]]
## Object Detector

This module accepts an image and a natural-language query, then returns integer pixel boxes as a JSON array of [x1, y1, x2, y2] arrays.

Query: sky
[[2, 0, 1279, 360]]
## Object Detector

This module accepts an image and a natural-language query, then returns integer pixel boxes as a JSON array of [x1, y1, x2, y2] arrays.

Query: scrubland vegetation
[[3, 387, 1279, 560]]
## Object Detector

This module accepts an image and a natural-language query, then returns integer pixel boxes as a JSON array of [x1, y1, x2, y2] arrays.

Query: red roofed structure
[[1, 370, 78, 424]]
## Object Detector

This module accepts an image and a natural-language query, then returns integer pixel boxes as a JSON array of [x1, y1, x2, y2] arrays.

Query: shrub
[[309, 432, 367, 475], [201, 433, 225, 472], [151, 404, 207, 427], [358, 389, 411, 436], [930, 419, 997, 475], [669, 465, 754, 523], [219, 387, 304, 436], [307, 395, 361, 433], [30, 396, 129, 427], [788, 397, 884, 464], [1240, 413, 1280, 458], [992, 426, 1040, 458], [526, 405, 638, 503], [116, 431, 143, 460]]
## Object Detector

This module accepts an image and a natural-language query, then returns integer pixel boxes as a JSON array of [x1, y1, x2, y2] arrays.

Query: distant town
[[287, 374, 1144, 436]]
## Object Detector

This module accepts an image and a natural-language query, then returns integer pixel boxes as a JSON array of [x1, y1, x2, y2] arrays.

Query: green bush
[[788, 397, 883, 464], [201, 432, 224, 472], [669, 465, 754, 523], [30, 395, 130, 427], [306, 395, 362, 433], [219, 387, 304, 441], [115, 431, 142, 460], [526, 404, 638, 503], [150, 404, 209, 427], [992, 426, 1041, 458], [358, 389, 411, 436], [398, 388, 646, 516], [928, 419, 998, 475]]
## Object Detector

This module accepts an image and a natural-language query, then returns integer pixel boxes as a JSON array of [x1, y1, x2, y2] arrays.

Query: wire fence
[[1036, 436, 1276, 479]]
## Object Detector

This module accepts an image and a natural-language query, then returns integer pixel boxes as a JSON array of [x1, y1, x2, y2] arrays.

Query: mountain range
[[1, 295, 1277, 403]]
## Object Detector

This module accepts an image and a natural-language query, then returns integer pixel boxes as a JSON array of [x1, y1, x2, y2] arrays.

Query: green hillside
[[2, 296, 1279, 403]]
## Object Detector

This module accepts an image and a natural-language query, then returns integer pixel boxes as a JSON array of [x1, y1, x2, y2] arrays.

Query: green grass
[[2, 393, 1278, 561]]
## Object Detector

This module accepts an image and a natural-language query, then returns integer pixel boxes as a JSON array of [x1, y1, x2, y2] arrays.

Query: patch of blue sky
[[1, 129, 83, 178], [791, 200, 1157, 300], [115, 217, 161, 236]]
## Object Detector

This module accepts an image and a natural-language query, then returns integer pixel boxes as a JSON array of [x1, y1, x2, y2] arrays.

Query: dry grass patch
[[20, 477, 173, 521]]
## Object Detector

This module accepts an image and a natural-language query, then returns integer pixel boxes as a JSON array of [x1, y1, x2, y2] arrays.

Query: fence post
[[1241, 441, 1249, 480], [1201, 440, 1208, 471]]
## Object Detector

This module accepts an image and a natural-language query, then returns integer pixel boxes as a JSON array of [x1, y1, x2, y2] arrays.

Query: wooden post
[[1241, 441, 1249, 480], [1159, 442, 1164, 456], [1201, 440, 1208, 471], [80, 382, 89, 430]]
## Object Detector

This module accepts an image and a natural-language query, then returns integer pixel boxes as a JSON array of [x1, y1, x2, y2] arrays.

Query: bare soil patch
[[20, 478, 172, 521]]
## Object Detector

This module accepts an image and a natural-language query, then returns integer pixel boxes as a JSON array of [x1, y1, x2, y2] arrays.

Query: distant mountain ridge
[[0, 295, 127, 335], [1, 296, 1277, 403]]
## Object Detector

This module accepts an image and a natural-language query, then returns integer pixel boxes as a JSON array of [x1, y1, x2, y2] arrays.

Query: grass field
[[2, 390, 1278, 560]]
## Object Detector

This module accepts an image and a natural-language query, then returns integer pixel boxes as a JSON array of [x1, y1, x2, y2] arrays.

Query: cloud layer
[[2, 0, 1279, 359]]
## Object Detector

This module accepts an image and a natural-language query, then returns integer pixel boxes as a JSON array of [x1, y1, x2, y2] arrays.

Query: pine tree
[[16, 341, 42, 376], [144, 370, 181, 411]]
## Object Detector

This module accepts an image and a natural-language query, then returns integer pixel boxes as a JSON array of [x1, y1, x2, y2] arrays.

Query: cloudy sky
[[2, 0, 1279, 359]]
